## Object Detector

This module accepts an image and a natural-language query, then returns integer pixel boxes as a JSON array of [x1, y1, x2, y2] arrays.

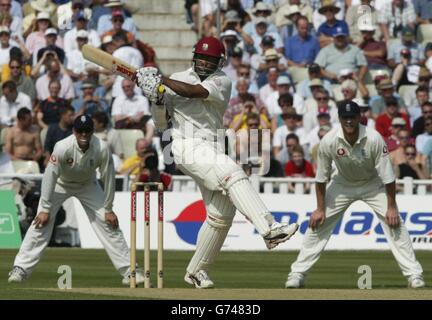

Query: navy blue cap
[[74, 114, 94, 131], [338, 100, 360, 117]]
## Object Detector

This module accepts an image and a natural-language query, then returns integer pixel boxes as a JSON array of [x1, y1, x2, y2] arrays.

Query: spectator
[[390, 128, 415, 165], [412, 102, 432, 137], [388, 27, 425, 70], [2, 57, 36, 103], [251, 38, 287, 74], [357, 22, 387, 70], [279, 5, 302, 40], [222, 45, 244, 80], [251, 17, 284, 55], [356, 97, 376, 128], [276, 0, 313, 31], [0, 80, 31, 126], [22, 0, 56, 38], [65, 29, 89, 86], [35, 59, 75, 101], [5, 107, 42, 162], [375, 96, 411, 138], [229, 96, 270, 131], [406, 85, 430, 125], [297, 63, 333, 100], [338, 79, 358, 102], [402, 67, 431, 107], [273, 108, 306, 157], [284, 144, 315, 192], [97, 0, 137, 37], [265, 75, 304, 118], [43, 104, 74, 154], [256, 48, 288, 87], [419, 138, 432, 178], [220, 10, 253, 50], [119, 138, 152, 176], [25, 12, 63, 56], [230, 64, 259, 98], [312, 0, 346, 30], [36, 79, 70, 129], [304, 107, 332, 152], [258, 67, 278, 103], [284, 16, 320, 67], [346, 0, 381, 44], [378, 0, 416, 43], [0, 26, 16, 69], [414, 0, 432, 24], [314, 27, 368, 96], [35, 28, 65, 65], [72, 80, 109, 116], [370, 78, 407, 118], [101, 8, 134, 46], [223, 0, 250, 25], [315, 0, 348, 48], [225, 77, 267, 128], [385, 117, 408, 152], [1, 47, 31, 83], [271, 92, 294, 132], [243, 2, 277, 37], [425, 42, 432, 74], [276, 132, 300, 167], [309, 124, 332, 170], [64, 9, 101, 55], [111, 30, 143, 99], [303, 86, 338, 132], [0, 0, 21, 38], [395, 145, 428, 190], [416, 118, 432, 153]]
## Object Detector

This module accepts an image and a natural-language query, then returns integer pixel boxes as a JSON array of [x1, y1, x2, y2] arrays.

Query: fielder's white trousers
[[14, 181, 130, 276], [290, 180, 423, 277]]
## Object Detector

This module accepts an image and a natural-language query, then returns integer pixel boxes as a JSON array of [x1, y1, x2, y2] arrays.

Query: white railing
[[1, 173, 431, 195]]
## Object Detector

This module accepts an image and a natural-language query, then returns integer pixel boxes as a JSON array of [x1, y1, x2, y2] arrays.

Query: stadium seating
[[12, 160, 40, 174], [417, 24, 432, 43], [118, 129, 144, 159], [398, 85, 417, 103], [288, 66, 308, 84]]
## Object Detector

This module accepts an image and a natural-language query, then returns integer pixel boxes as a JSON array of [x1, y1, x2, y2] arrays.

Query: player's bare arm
[[161, 76, 209, 99], [309, 182, 326, 230], [385, 181, 400, 228]]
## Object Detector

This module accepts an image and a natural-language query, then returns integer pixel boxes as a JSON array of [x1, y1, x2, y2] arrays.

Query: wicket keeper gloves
[[136, 67, 165, 104]]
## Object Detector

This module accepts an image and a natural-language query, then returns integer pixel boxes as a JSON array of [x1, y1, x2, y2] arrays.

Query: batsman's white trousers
[[290, 180, 423, 277], [14, 181, 130, 276]]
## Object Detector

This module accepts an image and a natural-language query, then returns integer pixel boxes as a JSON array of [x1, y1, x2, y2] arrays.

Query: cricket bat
[[81, 44, 165, 95]]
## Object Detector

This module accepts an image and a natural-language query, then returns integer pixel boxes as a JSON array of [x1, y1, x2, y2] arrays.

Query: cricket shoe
[[122, 268, 146, 286], [264, 222, 299, 249], [408, 275, 426, 288], [184, 270, 214, 289], [285, 273, 305, 288], [8, 266, 27, 283]]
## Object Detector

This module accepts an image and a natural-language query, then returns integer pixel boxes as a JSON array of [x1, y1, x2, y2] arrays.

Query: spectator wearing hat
[[296, 63, 333, 99], [101, 8, 134, 47], [385, 117, 408, 152], [25, 11, 63, 56], [416, 117, 432, 154], [0, 12, 27, 49], [276, 0, 313, 33], [284, 16, 320, 67], [375, 96, 411, 137], [1, 55, 36, 103], [412, 102, 432, 138], [355, 97, 375, 128], [0, 0, 22, 38], [251, 36, 287, 72], [303, 86, 338, 132], [387, 27, 425, 69], [265, 75, 304, 118], [0, 80, 31, 127], [101, 34, 115, 54], [346, 0, 381, 44], [311, 0, 346, 30], [405, 85, 430, 124], [243, 2, 277, 37], [370, 78, 406, 117], [225, 78, 267, 128], [223, 0, 250, 24], [220, 29, 249, 66], [65, 29, 89, 85], [273, 108, 307, 157], [258, 67, 278, 103], [97, 0, 137, 37], [35, 28, 65, 66], [256, 48, 288, 87], [357, 22, 387, 70], [304, 106, 333, 150], [221, 10, 253, 49], [72, 80, 109, 117], [315, 0, 349, 48], [251, 17, 284, 56], [64, 10, 101, 55], [222, 45, 244, 80], [0, 26, 17, 69], [36, 78, 70, 129], [378, 0, 416, 43], [314, 28, 368, 94], [279, 4, 302, 40], [22, 0, 56, 38], [35, 59, 75, 101]]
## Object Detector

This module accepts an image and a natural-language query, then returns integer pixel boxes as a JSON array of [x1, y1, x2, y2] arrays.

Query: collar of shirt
[[336, 124, 367, 146]]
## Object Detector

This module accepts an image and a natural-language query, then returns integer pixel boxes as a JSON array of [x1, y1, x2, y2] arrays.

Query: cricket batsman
[[136, 36, 298, 288], [285, 100, 425, 289], [8, 115, 144, 285]]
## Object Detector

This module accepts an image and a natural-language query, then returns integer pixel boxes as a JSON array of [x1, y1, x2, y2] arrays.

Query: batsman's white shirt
[[165, 68, 232, 140], [316, 124, 395, 187], [40, 135, 115, 213]]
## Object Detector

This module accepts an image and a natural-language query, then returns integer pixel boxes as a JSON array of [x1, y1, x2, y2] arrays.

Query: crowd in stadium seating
[[1, 0, 432, 193], [186, 0, 432, 188]]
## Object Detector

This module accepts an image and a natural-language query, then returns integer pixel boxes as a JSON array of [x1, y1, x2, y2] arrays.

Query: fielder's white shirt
[[41, 135, 115, 213], [112, 46, 144, 98], [316, 124, 395, 186], [111, 93, 150, 117], [165, 68, 232, 140]]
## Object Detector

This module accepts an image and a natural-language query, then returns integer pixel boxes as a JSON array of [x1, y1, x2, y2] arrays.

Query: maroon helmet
[[192, 36, 226, 78]]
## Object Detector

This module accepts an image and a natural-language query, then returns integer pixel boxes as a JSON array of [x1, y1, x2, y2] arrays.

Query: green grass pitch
[[1, 249, 431, 300]]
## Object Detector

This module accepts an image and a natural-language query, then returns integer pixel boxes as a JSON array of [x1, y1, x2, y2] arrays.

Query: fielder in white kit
[[285, 100, 425, 289], [8, 115, 144, 285], [136, 36, 299, 288]]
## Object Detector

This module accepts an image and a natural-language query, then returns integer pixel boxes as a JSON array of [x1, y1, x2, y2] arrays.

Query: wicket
[[130, 182, 164, 289]]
